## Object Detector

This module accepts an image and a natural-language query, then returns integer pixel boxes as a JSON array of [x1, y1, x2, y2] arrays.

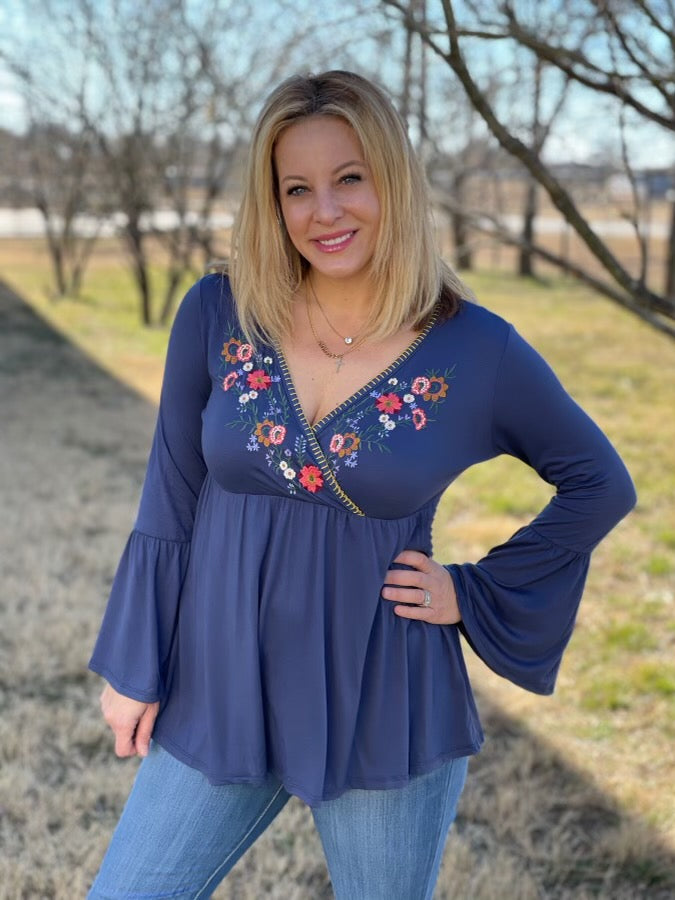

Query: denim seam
[[420, 758, 461, 900], [193, 784, 286, 899]]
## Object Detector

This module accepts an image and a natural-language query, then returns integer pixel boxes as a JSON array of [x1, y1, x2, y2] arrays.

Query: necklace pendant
[[344, 336, 353, 345], [336, 356, 344, 373]]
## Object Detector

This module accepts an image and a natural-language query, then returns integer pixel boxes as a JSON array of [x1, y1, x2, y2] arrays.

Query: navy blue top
[[89, 274, 636, 805]]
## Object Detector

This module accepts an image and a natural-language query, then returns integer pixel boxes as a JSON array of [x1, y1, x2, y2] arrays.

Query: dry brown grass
[[1, 240, 674, 898]]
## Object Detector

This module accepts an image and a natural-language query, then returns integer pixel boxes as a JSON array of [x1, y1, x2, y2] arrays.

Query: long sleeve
[[447, 325, 636, 695], [89, 280, 211, 702]]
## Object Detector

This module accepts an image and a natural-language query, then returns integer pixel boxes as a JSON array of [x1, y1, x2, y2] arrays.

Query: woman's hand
[[100, 682, 159, 758], [381, 550, 461, 625]]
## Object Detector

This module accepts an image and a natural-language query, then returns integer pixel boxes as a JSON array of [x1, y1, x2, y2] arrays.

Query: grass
[[2, 238, 675, 897]]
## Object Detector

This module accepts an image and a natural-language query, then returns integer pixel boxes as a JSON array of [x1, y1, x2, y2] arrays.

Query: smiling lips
[[312, 230, 357, 252]]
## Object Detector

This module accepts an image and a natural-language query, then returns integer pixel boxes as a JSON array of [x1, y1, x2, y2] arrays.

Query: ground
[[1, 278, 674, 898]]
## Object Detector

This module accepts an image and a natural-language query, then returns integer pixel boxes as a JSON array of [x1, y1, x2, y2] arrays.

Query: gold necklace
[[307, 277, 367, 347], [305, 291, 367, 373]]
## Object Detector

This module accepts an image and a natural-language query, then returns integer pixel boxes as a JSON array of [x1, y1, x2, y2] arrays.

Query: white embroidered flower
[[243, 362, 254, 372], [403, 393, 414, 404], [248, 390, 258, 399], [279, 461, 288, 471], [388, 377, 398, 385], [384, 420, 396, 430], [239, 393, 250, 404], [284, 467, 296, 479], [379, 413, 389, 423], [264, 356, 273, 365]]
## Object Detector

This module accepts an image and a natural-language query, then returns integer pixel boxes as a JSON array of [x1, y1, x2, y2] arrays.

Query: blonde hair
[[229, 70, 466, 346]]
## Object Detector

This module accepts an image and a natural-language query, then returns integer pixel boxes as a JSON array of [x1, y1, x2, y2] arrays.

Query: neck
[[307, 272, 374, 325]]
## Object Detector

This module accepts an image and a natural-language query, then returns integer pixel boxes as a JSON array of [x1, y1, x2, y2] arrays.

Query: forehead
[[274, 115, 365, 171]]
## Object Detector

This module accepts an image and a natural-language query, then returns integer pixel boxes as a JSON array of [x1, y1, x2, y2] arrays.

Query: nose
[[313, 187, 342, 224]]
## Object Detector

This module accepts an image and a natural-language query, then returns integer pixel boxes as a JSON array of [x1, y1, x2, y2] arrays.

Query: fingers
[[134, 703, 160, 757], [391, 549, 431, 571], [381, 584, 428, 606], [113, 722, 139, 758], [100, 683, 157, 758], [393, 602, 441, 622], [381, 551, 462, 626]]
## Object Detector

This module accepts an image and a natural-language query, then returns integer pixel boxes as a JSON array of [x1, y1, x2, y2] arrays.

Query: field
[[1, 238, 674, 898]]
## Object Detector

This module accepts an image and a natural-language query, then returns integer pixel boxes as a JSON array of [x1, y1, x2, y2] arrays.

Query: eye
[[286, 184, 307, 196], [340, 172, 362, 185]]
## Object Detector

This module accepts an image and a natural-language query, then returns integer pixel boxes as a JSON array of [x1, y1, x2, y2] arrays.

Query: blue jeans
[[88, 744, 468, 899]]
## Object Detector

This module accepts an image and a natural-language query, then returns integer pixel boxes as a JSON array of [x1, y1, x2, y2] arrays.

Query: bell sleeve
[[447, 325, 636, 695], [89, 280, 211, 702]]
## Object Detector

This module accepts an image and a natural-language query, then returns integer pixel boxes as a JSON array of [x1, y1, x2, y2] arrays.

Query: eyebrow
[[280, 160, 367, 184]]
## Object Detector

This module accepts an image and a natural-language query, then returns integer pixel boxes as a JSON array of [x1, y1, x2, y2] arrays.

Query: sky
[[0, 0, 673, 170]]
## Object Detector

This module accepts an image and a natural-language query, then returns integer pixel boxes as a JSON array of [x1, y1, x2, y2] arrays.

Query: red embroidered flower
[[222, 372, 238, 391], [412, 408, 427, 430], [254, 419, 276, 446], [237, 343, 253, 362], [375, 393, 403, 414], [299, 465, 324, 493], [247, 369, 271, 390], [269, 425, 286, 445], [411, 376, 430, 396], [329, 434, 345, 453], [222, 338, 242, 363], [423, 376, 448, 402]]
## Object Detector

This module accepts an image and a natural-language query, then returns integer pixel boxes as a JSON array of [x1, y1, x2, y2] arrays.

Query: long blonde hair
[[230, 70, 466, 346]]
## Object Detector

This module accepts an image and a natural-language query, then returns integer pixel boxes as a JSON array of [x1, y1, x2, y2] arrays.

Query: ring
[[422, 589, 432, 608]]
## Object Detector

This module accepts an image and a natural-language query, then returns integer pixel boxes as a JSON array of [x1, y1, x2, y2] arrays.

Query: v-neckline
[[275, 308, 439, 434]]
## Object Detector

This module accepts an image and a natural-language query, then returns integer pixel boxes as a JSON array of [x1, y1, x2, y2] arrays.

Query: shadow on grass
[[1, 280, 673, 899]]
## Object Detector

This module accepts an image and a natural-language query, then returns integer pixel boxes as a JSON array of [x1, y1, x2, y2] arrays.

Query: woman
[[88, 71, 636, 898]]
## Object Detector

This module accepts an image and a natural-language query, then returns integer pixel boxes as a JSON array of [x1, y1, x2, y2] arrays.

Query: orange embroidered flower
[[412, 408, 427, 430], [411, 376, 430, 395], [338, 433, 360, 457], [247, 369, 272, 390], [222, 338, 242, 363], [255, 419, 276, 446], [375, 393, 403, 414], [423, 376, 448, 402], [222, 372, 238, 391], [299, 465, 323, 493]]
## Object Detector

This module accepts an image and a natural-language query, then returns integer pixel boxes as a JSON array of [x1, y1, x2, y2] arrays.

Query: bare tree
[[0, 6, 105, 299], [383, 0, 675, 337]]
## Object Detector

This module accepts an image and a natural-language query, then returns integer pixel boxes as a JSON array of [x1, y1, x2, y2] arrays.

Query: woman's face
[[274, 115, 381, 287]]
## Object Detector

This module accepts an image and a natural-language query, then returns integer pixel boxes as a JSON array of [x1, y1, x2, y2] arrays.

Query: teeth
[[318, 232, 353, 246]]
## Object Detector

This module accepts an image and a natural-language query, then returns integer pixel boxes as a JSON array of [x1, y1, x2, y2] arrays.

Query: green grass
[[3, 241, 675, 859]]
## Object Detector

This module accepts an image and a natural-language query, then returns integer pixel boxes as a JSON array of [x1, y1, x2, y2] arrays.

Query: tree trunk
[[666, 197, 675, 299], [159, 268, 183, 327], [450, 172, 473, 270], [45, 232, 67, 298], [519, 179, 537, 277], [125, 223, 152, 325]]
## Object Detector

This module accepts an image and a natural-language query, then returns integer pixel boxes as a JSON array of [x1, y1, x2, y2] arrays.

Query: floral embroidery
[[375, 393, 403, 414], [219, 329, 323, 495], [412, 408, 427, 430], [299, 465, 324, 493], [219, 315, 455, 494], [255, 419, 287, 446], [324, 366, 456, 475], [329, 432, 360, 457], [247, 369, 272, 390], [222, 338, 242, 363], [423, 376, 448, 402]]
